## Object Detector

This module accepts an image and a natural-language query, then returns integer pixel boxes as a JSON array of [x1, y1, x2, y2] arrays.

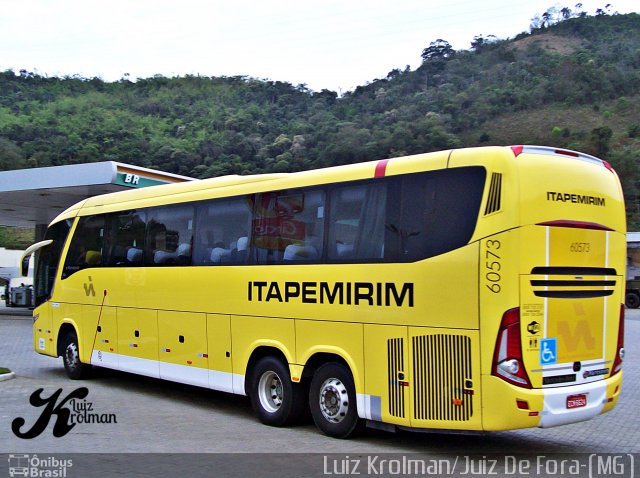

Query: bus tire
[[62, 330, 92, 380], [249, 356, 305, 427], [309, 362, 363, 438], [625, 291, 640, 309]]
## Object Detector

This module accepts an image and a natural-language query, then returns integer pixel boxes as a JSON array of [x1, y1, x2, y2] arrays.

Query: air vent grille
[[534, 290, 614, 299], [484, 172, 502, 215], [387, 338, 406, 418], [530, 267, 617, 299], [531, 266, 616, 275], [412, 334, 473, 421]]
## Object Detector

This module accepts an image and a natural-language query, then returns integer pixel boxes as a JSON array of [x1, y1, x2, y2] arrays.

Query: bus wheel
[[309, 362, 362, 438], [249, 356, 304, 427], [625, 292, 640, 309], [62, 330, 91, 380]]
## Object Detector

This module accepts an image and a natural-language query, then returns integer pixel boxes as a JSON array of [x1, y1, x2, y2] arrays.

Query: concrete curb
[[0, 371, 16, 382], [0, 306, 32, 317]]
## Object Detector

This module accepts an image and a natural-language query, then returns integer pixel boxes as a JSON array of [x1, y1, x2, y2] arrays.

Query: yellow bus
[[24, 145, 626, 438]]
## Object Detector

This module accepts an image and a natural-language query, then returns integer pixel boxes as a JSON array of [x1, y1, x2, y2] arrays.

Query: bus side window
[[327, 182, 387, 262], [145, 205, 194, 266], [106, 210, 146, 266], [384, 167, 486, 262], [194, 197, 253, 265], [62, 215, 107, 278], [282, 189, 325, 262], [253, 189, 325, 264]]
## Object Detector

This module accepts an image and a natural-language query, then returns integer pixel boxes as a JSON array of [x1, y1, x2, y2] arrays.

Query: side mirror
[[20, 239, 53, 276]]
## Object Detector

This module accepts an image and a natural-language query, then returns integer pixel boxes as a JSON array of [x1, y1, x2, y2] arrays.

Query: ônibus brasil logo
[[8, 454, 72, 478]]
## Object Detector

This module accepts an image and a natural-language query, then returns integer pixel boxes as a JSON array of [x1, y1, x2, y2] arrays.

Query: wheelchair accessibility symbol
[[540, 338, 557, 365]]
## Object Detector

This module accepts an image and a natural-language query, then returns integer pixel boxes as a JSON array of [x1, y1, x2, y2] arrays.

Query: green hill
[[1, 11, 639, 228]]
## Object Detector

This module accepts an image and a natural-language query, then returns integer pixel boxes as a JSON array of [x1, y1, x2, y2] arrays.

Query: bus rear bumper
[[481, 372, 622, 431], [538, 372, 623, 428]]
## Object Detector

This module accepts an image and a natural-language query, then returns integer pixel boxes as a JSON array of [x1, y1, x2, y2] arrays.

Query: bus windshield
[[34, 219, 72, 307]]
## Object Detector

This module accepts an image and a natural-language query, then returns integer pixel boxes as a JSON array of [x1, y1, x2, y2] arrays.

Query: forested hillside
[[1, 10, 639, 228]]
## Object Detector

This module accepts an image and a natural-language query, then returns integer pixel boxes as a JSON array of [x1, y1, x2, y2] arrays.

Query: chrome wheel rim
[[318, 378, 349, 423], [65, 341, 80, 370], [258, 370, 283, 413]]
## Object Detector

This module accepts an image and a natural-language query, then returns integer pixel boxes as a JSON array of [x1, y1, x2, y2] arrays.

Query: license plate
[[566, 394, 587, 409]]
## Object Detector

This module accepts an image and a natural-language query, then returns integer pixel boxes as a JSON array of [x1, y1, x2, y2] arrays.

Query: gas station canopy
[[0, 162, 194, 228]]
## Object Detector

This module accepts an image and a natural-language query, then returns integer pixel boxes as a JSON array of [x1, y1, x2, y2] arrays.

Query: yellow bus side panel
[[363, 324, 410, 426], [231, 315, 295, 379], [231, 244, 479, 330], [55, 243, 479, 330], [158, 310, 208, 369], [89, 305, 117, 356], [414, 243, 479, 330], [207, 314, 233, 374], [33, 303, 55, 356], [478, 230, 520, 376], [116, 307, 159, 376], [54, 303, 82, 359], [296, 320, 364, 393]]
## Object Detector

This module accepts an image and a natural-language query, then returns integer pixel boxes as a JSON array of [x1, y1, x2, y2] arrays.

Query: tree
[[590, 126, 613, 157], [0, 138, 25, 170], [574, 3, 587, 18], [471, 35, 498, 52], [471, 35, 486, 51], [386, 68, 402, 81], [530, 14, 544, 30], [421, 39, 454, 63]]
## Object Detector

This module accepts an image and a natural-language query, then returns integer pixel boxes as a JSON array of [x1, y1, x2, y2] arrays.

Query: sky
[[1, 0, 638, 94]]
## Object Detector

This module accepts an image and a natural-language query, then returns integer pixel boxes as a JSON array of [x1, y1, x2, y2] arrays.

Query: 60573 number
[[485, 239, 502, 293], [570, 242, 590, 253]]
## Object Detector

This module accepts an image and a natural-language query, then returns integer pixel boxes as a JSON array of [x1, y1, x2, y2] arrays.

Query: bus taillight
[[492, 308, 532, 388], [612, 304, 625, 375]]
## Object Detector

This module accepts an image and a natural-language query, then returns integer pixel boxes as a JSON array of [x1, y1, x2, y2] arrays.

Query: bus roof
[[51, 149, 459, 222], [50, 145, 617, 226]]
